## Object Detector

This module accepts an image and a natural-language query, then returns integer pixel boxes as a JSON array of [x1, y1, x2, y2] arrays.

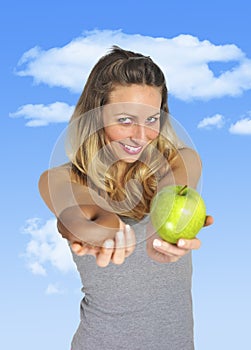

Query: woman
[[39, 46, 212, 349]]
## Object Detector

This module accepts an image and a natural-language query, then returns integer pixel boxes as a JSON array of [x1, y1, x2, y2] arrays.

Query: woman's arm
[[147, 147, 213, 263], [39, 164, 136, 266], [39, 164, 120, 245]]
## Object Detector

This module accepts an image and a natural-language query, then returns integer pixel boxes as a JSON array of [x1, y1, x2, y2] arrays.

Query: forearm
[[57, 204, 121, 246]]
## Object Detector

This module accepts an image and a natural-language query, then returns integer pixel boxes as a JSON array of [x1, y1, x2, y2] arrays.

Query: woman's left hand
[[146, 215, 213, 263]]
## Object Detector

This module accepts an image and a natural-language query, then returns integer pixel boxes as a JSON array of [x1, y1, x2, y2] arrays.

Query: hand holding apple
[[150, 185, 206, 244]]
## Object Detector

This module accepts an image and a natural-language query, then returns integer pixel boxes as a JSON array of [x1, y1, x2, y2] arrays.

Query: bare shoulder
[[38, 163, 111, 216], [172, 147, 202, 188], [39, 163, 71, 191], [160, 147, 202, 190], [177, 147, 202, 167], [40, 163, 71, 177], [38, 163, 72, 214]]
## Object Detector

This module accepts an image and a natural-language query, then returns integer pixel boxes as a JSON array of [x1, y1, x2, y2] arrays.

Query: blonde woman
[[39, 46, 213, 350]]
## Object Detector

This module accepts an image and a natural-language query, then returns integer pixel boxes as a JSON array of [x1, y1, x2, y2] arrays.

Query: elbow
[[57, 213, 82, 243]]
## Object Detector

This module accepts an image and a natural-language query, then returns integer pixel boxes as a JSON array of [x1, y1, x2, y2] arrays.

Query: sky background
[[1, 1, 251, 349]]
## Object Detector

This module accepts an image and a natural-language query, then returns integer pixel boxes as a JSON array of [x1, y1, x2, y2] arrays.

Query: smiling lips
[[119, 142, 143, 155]]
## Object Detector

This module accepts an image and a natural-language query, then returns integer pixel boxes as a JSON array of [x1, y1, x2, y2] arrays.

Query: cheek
[[147, 128, 159, 140], [146, 123, 160, 140], [104, 126, 129, 142]]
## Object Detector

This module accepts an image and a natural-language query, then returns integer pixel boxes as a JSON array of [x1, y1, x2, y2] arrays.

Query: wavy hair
[[67, 46, 182, 220]]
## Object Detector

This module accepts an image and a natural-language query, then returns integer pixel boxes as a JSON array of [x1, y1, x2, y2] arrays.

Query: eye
[[118, 116, 133, 125], [145, 115, 160, 124]]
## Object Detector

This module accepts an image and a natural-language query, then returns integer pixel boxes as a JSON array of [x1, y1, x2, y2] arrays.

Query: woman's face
[[103, 84, 162, 163]]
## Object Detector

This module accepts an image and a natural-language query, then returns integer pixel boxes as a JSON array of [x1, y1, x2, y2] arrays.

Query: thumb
[[204, 215, 214, 227]]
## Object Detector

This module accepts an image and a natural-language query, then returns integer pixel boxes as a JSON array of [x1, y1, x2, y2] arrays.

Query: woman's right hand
[[56, 205, 136, 267], [70, 222, 136, 267]]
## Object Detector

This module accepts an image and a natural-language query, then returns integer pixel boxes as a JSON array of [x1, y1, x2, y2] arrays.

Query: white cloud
[[22, 217, 77, 275], [45, 283, 65, 295], [9, 102, 74, 126], [197, 114, 225, 129], [15, 29, 251, 101], [229, 117, 251, 135], [29, 261, 47, 276]]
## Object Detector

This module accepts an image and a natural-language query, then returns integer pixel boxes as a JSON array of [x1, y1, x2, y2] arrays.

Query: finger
[[204, 215, 214, 227], [153, 238, 190, 257], [177, 238, 201, 250], [96, 239, 114, 267], [124, 224, 136, 257], [71, 242, 88, 256], [71, 242, 100, 257], [84, 243, 100, 254], [112, 230, 125, 265], [86, 246, 100, 256]]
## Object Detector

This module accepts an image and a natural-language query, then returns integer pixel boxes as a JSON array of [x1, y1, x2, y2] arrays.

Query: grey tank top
[[71, 216, 194, 350]]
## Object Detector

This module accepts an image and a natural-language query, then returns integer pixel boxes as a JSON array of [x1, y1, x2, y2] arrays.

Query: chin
[[113, 153, 139, 163], [121, 157, 139, 163]]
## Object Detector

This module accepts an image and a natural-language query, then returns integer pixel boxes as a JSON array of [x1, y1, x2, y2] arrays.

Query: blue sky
[[1, 1, 251, 349]]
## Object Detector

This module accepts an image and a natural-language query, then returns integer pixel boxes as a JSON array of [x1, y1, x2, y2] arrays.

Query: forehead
[[103, 102, 160, 119], [108, 84, 162, 107]]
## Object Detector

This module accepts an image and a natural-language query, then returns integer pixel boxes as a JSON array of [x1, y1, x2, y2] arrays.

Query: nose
[[132, 123, 148, 142]]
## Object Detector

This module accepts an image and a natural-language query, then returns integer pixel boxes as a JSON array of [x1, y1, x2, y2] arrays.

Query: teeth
[[124, 144, 142, 152]]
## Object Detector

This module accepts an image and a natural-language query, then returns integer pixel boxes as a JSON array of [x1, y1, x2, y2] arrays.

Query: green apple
[[150, 185, 206, 244]]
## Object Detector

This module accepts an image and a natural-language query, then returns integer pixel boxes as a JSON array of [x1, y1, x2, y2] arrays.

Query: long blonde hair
[[67, 46, 181, 220]]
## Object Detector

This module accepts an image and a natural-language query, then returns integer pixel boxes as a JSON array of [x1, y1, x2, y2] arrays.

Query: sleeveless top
[[70, 216, 194, 350]]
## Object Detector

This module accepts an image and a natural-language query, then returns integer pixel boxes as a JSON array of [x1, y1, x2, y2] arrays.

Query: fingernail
[[116, 230, 124, 240], [178, 239, 185, 247], [71, 245, 78, 252], [104, 239, 114, 248], [153, 239, 162, 247], [125, 224, 131, 233]]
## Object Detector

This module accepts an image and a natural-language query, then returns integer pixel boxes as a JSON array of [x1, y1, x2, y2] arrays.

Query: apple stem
[[178, 185, 188, 195]]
